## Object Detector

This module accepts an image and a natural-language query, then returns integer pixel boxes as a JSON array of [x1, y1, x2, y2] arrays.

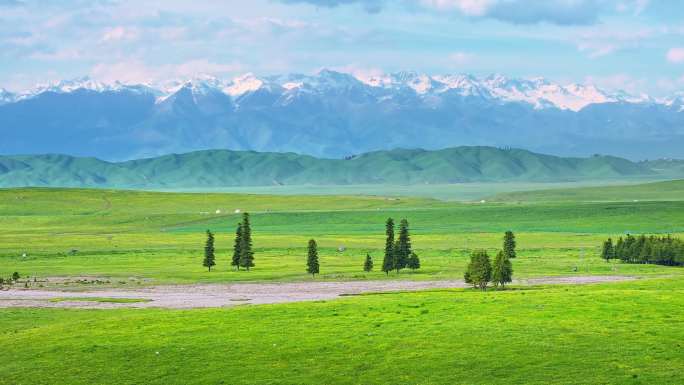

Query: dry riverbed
[[0, 275, 638, 309]]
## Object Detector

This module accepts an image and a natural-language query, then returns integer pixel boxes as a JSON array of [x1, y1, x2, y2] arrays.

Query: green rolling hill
[[0, 146, 680, 189]]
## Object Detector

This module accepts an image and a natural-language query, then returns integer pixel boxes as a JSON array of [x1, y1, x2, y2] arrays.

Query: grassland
[[1, 183, 684, 384], [1, 278, 683, 384], [168, 180, 654, 201], [491, 179, 684, 202], [1, 187, 684, 284]]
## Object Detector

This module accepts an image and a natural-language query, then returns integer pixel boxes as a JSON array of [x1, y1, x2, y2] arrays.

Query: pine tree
[[203, 230, 216, 272], [615, 237, 624, 259], [395, 218, 411, 272], [381, 218, 395, 275], [393, 240, 401, 274], [600, 238, 614, 262], [239, 213, 254, 270], [231, 223, 242, 270], [464, 250, 492, 290], [307, 239, 320, 277], [407, 252, 420, 270], [491, 250, 512, 289], [503, 231, 517, 259], [363, 253, 373, 272]]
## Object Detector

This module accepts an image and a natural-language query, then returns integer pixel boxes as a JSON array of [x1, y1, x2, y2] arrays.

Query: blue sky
[[1, 0, 683, 96]]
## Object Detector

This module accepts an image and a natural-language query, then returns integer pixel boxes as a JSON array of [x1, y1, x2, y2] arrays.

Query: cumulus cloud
[[90, 58, 244, 84], [420, 0, 493, 15], [666, 47, 684, 63], [575, 27, 653, 58], [280, 0, 652, 26], [101, 26, 140, 42], [448, 51, 475, 64], [279, 0, 384, 13]]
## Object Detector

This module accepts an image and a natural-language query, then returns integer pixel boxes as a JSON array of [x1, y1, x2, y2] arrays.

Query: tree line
[[463, 231, 516, 290], [601, 234, 684, 266], [201, 214, 421, 276]]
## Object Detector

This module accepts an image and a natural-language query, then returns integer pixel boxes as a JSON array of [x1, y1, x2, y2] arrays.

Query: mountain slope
[[0, 147, 672, 189], [1, 71, 683, 161]]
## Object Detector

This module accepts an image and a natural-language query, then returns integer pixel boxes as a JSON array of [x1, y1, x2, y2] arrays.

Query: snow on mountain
[[13, 76, 157, 102], [2, 70, 679, 112], [664, 92, 684, 112], [0, 88, 14, 105], [224, 73, 266, 97]]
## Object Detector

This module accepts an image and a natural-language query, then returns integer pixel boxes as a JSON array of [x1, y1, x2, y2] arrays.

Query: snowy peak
[[225, 73, 267, 96], [2, 70, 680, 112], [14, 76, 156, 102]]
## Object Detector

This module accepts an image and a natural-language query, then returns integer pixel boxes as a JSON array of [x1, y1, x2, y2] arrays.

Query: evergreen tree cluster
[[464, 231, 516, 290], [201, 212, 255, 272], [464, 249, 513, 290], [381, 218, 420, 275], [602, 234, 684, 266], [234, 213, 254, 271]]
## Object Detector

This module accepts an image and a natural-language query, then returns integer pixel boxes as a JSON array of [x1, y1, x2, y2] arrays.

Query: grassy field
[[1, 187, 684, 283], [491, 179, 684, 202], [163, 180, 657, 201], [1, 278, 683, 384], [0, 188, 680, 282], [2, 184, 684, 384]]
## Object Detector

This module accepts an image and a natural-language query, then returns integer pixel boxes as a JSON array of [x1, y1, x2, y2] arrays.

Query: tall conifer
[[239, 213, 254, 270], [382, 218, 395, 275], [231, 223, 242, 270], [203, 230, 216, 272], [491, 250, 512, 289], [307, 239, 320, 277], [396, 219, 412, 271], [503, 231, 517, 259], [363, 253, 373, 272]]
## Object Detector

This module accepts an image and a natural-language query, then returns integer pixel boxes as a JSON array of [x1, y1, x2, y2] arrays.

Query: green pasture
[[2, 278, 684, 384], [1, 187, 683, 284], [491, 179, 684, 202]]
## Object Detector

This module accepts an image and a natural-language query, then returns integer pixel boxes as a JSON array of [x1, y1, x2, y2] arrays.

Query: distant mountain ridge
[[1, 70, 683, 161], [0, 146, 679, 189]]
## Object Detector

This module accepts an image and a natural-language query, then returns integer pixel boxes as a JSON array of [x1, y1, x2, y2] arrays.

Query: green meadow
[[1, 182, 684, 384], [2, 278, 684, 384], [1, 186, 684, 283]]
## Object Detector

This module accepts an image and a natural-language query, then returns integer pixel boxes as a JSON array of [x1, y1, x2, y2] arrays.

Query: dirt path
[[0, 275, 636, 309]]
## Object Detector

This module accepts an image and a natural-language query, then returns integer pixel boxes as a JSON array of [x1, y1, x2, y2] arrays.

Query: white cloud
[[448, 51, 475, 64], [583, 73, 646, 94], [90, 59, 155, 84], [90, 58, 244, 84], [575, 27, 653, 58], [172, 59, 244, 78], [577, 41, 618, 58], [101, 26, 139, 42], [29, 48, 82, 61], [420, 0, 493, 15], [666, 47, 684, 63]]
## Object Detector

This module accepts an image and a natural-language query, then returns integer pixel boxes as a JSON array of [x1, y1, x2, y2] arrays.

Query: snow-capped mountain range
[[1, 70, 677, 111], [0, 69, 683, 161]]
